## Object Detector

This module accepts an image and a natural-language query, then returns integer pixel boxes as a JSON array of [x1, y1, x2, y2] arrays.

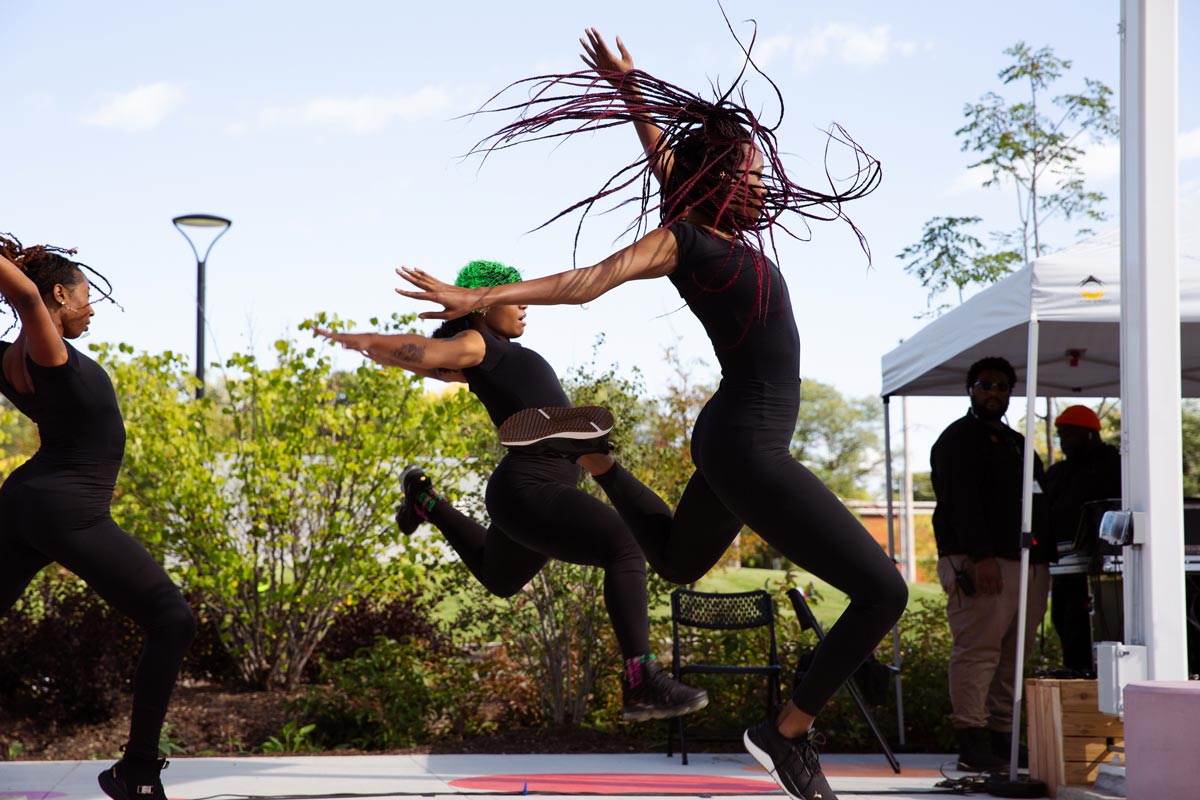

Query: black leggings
[[0, 461, 196, 762], [595, 379, 909, 716], [428, 451, 650, 659]]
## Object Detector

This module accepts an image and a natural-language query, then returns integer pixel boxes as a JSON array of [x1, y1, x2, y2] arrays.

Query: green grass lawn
[[690, 567, 942, 632], [434, 564, 944, 633]]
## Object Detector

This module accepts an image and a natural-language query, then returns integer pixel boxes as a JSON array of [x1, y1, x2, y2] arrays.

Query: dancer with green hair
[[315, 260, 707, 723]]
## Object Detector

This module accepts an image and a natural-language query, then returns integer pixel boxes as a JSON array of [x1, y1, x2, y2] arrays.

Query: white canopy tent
[[881, 211, 1200, 400], [876, 205, 1197, 768]]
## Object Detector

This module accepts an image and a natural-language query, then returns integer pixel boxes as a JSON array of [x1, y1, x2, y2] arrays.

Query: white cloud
[[949, 163, 1001, 194], [1180, 127, 1200, 161], [790, 23, 920, 73], [752, 34, 798, 69], [1078, 138, 1121, 181], [256, 87, 453, 134], [82, 82, 185, 130]]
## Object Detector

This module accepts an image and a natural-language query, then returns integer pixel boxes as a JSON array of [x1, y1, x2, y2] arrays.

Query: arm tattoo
[[389, 343, 426, 364]]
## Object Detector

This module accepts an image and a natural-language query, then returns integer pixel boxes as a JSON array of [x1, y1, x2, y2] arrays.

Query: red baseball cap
[[1055, 405, 1102, 431]]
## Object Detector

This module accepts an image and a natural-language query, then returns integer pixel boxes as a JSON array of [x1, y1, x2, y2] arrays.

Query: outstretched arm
[[313, 328, 486, 382], [580, 29, 672, 186], [0, 251, 67, 367], [396, 226, 678, 321]]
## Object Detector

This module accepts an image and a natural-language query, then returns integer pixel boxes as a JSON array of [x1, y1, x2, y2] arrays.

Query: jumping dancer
[[0, 234, 196, 800], [315, 259, 707, 722], [398, 32, 909, 800]]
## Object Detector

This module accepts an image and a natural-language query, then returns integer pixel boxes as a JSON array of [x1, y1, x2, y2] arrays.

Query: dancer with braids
[[315, 259, 708, 723], [0, 234, 196, 800], [398, 31, 908, 800]]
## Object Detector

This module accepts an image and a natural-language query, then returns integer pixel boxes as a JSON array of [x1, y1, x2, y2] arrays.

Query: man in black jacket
[[931, 356, 1053, 772], [1044, 405, 1122, 675]]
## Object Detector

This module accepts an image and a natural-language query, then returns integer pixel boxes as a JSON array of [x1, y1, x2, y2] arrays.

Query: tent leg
[[883, 396, 906, 746]]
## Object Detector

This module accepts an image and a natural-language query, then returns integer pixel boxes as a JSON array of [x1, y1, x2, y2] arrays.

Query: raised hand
[[395, 266, 482, 321], [312, 327, 374, 355], [580, 28, 634, 86]]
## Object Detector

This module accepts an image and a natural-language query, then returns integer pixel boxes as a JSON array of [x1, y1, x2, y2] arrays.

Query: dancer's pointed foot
[[621, 656, 709, 721], [396, 464, 439, 535]]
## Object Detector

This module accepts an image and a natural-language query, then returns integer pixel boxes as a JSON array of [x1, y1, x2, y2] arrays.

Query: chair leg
[[680, 715, 689, 766], [845, 679, 902, 774]]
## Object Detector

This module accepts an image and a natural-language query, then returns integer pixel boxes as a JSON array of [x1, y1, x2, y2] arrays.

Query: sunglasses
[[972, 380, 1012, 393]]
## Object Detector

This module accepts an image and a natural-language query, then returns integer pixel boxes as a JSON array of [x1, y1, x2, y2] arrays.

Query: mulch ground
[[0, 683, 676, 761]]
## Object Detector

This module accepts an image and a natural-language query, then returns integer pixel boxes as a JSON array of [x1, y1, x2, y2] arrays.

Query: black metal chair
[[786, 587, 902, 774], [667, 588, 783, 765]]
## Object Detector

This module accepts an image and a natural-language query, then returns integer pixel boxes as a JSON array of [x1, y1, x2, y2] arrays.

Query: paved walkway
[[1, 752, 973, 800]]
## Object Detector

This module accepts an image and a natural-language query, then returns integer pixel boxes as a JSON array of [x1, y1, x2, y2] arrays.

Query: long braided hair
[[463, 19, 880, 322], [0, 233, 115, 333]]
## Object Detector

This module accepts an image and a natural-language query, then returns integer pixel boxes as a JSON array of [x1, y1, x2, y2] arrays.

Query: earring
[[475, 307, 490, 318]]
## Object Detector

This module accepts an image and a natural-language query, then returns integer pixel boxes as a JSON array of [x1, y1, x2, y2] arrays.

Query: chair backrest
[[786, 587, 821, 634], [671, 588, 779, 671], [671, 588, 775, 631]]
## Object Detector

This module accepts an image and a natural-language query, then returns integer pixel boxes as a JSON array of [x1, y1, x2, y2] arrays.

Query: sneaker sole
[[622, 692, 709, 722], [743, 730, 807, 800], [498, 407, 614, 447]]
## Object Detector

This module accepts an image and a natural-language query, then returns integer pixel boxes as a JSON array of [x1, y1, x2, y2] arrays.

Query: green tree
[[792, 378, 882, 500], [1180, 401, 1200, 497], [900, 42, 1117, 316], [102, 313, 484, 690]]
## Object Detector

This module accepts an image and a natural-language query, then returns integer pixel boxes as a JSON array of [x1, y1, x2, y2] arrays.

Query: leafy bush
[[0, 571, 140, 725], [291, 636, 437, 749], [307, 590, 453, 677], [104, 314, 487, 690]]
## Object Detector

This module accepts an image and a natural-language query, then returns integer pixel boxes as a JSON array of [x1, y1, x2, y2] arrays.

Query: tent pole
[[1006, 315, 1041, 782], [882, 395, 906, 745], [902, 397, 917, 583]]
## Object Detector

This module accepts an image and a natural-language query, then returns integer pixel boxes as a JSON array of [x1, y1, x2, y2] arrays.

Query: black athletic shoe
[[498, 406, 614, 461], [395, 464, 433, 535], [955, 726, 1008, 772], [622, 659, 709, 721], [98, 757, 169, 800], [744, 720, 838, 800]]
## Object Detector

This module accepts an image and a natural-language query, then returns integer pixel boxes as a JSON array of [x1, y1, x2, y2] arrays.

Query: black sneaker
[[498, 406, 614, 461], [989, 728, 1028, 769], [98, 757, 169, 800], [955, 726, 1008, 772], [622, 659, 709, 721], [744, 720, 838, 800], [395, 464, 434, 535]]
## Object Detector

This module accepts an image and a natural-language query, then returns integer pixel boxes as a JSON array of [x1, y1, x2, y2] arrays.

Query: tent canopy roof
[[880, 213, 1200, 398]]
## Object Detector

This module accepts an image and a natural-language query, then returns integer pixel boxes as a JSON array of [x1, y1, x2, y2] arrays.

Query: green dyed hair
[[454, 259, 522, 289]]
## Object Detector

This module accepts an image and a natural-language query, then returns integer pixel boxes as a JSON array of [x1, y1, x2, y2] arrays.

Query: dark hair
[[433, 316, 472, 340], [464, 20, 881, 287], [0, 233, 115, 321], [967, 356, 1018, 390]]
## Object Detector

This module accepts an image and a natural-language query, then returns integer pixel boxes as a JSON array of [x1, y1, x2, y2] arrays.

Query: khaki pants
[[937, 555, 1051, 730]]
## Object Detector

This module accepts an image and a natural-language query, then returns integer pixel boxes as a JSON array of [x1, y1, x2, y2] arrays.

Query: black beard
[[972, 400, 1007, 422]]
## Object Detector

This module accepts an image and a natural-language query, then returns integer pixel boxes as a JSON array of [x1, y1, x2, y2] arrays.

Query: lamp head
[[172, 214, 232, 262]]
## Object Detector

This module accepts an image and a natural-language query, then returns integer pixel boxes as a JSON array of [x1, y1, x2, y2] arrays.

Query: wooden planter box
[[1025, 678, 1124, 797]]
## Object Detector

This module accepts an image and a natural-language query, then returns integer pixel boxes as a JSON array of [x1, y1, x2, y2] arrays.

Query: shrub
[[306, 590, 453, 678], [0, 571, 140, 725], [290, 636, 447, 749]]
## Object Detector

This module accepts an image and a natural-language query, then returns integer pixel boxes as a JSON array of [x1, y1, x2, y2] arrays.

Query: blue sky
[[4, 0, 1198, 474]]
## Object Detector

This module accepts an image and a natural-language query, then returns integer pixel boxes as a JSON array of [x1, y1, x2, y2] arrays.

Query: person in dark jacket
[[931, 356, 1052, 772], [1044, 405, 1122, 675]]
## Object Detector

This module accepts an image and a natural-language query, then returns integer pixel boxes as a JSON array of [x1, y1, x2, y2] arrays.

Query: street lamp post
[[172, 214, 232, 399]]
